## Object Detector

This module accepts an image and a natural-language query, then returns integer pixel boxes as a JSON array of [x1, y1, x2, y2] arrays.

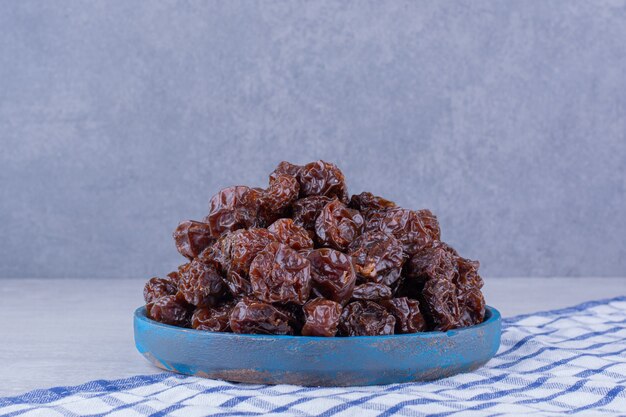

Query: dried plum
[[349, 192, 396, 218], [149, 295, 190, 327], [315, 199, 364, 251], [307, 248, 356, 305], [298, 160, 348, 202], [366, 208, 436, 255], [348, 230, 404, 285], [338, 301, 395, 336], [352, 282, 392, 301], [250, 242, 312, 304], [301, 298, 342, 337], [292, 196, 332, 232], [191, 301, 234, 332], [173, 220, 214, 260], [229, 297, 294, 335], [268, 218, 314, 250], [380, 297, 426, 333], [259, 174, 300, 224], [177, 260, 224, 307], [206, 186, 262, 237], [144, 277, 177, 305], [269, 161, 302, 182]]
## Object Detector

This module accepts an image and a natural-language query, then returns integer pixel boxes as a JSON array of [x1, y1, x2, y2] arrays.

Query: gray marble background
[[1, 1, 625, 279]]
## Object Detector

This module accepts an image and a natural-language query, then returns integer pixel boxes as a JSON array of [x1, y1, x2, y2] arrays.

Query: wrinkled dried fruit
[[268, 218, 314, 250], [269, 161, 302, 182], [260, 174, 300, 224], [298, 160, 348, 202], [352, 282, 392, 301], [214, 228, 277, 276], [173, 220, 214, 260], [302, 298, 342, 337], [149, 295, 190, 327], [206, 186, 262, 237], [338, 301, 395, 336], [145, 160, 487, 336], [177, 260, 224, 307], [292, 196, 332, 231], [250, 242, 311, 304], [315, 200, 364, 251], [366, 208, 436, 255], [380, 297, 426, 333], [349, 192, 396, 218], [191, 301, 234, 332], [144, 277, 177, 305], [307, 248, 356, 305], [455, 257, 485, 327], [229, 297, 294, 335], [348, 230, 404, 285]]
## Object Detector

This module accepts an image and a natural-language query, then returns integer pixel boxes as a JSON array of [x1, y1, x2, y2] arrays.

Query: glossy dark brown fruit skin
[[297, 160, 349, 203], [177, 260, 225, 307], [249, 243, 312, 304], [338, 301, 396, 336], [380, 297, 426, 334], [301, 298, 343, 337], [268, 218, 313, 251], [269, 161, 302, 183], [352, 282, 393, 301], [349, 192, 396, 219], [260, 174, 300, 224], [292, 196, 332, 232], [210, 228, 277, 297], [315, 200, 365, 251], [173, 220, 214, 260], [149, 295, 191, 327], [348, 230, 404, 286], [144, 277, 178, 305], [191, 301, 234, 332], [307, 248, 356, 305], [366, 208, 438, 256], [206, 186, 262, 238], [229, 298, 294, 335], [455, 257, 486, 327]]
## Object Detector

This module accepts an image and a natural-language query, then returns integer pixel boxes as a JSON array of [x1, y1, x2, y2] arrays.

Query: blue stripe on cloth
[[1, 295, 625, 416]]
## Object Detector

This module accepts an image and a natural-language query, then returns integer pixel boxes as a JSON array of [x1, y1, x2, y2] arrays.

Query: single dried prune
[[149, 295, 190, 327], [301, 298, 342, 337], [191, 301, 235, 332], [403, 244, 457, 284], [416, 209, 441, 240], [166, 271, 181, 286], [250, 242, 312, 304], [348, 230, 405, 285], [215, 228, 277, 276], [206, 186, 262, 238], [292, 196, 332, 231], [144, 277, 177, 305], [173, 220, 214, 260], [269, 161, 302, 182], [315, 200, 364, 251], [338, 301, 395, 336], [307, 248, 356, 305], [366, 208, 436, 256], [422, 277, 460, 331], [349, 192, 396, 218], [268, 218, 313, 250], [380, 297, 426, 333], [229, 297, 294, 335], [177, 260, 224, 307], [278, 302, 306, 334], [352, 282, 392, 301], [298, 160, 349, 202], [259, 174, 300, 224], [454, 256, 485, 326]]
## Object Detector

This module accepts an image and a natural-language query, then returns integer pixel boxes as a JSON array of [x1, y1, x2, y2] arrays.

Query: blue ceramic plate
[[134, 305, 501, 386]]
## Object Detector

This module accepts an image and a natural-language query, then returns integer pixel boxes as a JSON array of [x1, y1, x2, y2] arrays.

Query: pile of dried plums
[[144, 161, 486, 336]]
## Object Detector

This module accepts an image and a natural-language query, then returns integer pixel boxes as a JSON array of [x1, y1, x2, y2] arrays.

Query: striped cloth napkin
[[1, 296, 625, 416]]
